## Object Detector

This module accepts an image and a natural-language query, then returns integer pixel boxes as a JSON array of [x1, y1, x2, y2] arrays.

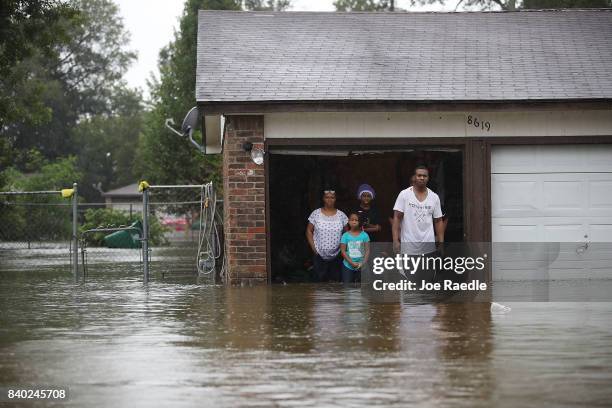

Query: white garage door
[[491, 145, 612, 280]]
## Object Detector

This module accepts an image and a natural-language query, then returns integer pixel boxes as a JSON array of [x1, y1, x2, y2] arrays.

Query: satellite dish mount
[[164, 107, 205, 154]]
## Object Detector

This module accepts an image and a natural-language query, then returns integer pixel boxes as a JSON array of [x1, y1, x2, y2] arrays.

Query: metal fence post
[[72, 182, 78, 281], [142, 187, 149, 283]]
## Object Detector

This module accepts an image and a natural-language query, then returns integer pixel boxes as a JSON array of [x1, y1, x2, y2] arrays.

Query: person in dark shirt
[[353, 184, 381, 239]]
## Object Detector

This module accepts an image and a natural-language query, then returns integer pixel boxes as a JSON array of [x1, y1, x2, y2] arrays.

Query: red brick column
[[222, 116, 267, 284]]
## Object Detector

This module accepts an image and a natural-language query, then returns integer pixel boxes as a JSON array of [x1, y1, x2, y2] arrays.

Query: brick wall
[[222, 116, 267, 284]]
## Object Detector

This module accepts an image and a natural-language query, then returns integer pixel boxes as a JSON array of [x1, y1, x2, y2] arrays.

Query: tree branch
[[491, 0, 507, 10]]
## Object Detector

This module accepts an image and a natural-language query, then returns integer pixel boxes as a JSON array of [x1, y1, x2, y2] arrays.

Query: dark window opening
[[269, 147, 464, 283]]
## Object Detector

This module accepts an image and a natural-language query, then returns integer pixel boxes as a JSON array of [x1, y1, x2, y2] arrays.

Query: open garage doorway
[[268, 144, 464, 283]]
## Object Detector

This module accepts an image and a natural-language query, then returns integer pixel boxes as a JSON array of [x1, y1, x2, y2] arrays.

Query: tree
[[0, 1, 77, 190], [0, 157, 82, 241], [6, 157, 82, 192], [334, 0, 393, 11], [244, 0, 291, 10], [443, 0, 515, 9], [56, 0, 136, 115], [136, 1, 238, 187], [0, 1, 76, 129], [0, 138, 12, 190], [523, 0, 611, 8], [414, 0, 611, 11], [1, 0, 141, 205], [136, 0, 292, 187], [2, 0, 137, 163], [73, 88, 144, 202]]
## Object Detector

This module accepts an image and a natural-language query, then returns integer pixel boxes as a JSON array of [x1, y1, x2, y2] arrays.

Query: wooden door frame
[[265, 137, 475, 281]]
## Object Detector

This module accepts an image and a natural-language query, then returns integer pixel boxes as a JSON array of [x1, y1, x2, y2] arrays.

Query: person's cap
[[357, 183, 375, 199]]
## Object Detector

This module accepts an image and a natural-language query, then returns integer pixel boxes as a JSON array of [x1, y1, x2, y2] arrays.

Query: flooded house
[[194, 10, 612, 284], [102, 183, 142, 215]]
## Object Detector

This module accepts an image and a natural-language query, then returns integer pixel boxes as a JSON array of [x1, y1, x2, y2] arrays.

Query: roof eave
[[196, 99, 612, 115]]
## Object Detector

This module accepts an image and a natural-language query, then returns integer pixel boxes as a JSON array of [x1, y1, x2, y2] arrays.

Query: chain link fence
[[0, 183, 223, 282], [78, 200, 146, 277], [0, 189, 76, 273], [145, 184, 222, 280]]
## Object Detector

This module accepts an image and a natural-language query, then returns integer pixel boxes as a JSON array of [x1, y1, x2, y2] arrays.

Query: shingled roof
[[196, 10, 612, 105]]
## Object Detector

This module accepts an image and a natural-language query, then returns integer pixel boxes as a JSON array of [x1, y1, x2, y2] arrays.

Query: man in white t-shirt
[[392, 165, 445, 255]]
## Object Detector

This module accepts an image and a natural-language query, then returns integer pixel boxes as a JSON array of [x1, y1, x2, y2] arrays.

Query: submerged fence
[[141, 183, 224, 282], [0, 186, 78, 277], [0, 183, 223, 283]]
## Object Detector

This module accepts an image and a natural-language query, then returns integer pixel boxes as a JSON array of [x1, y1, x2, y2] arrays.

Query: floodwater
[[1, 252, 612, 407]]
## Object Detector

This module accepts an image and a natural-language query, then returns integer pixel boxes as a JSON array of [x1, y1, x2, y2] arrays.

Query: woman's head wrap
[[357, 183, 375, 199]]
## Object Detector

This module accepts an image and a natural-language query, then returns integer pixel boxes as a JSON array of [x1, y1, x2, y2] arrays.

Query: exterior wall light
[[242, 142, 265, 165]]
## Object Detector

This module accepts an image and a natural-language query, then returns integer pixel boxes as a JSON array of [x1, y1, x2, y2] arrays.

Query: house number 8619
[[467, 115, 491, 132]]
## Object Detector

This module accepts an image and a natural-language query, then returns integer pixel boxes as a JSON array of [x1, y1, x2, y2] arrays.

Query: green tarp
[[103, 220, 142, 249]]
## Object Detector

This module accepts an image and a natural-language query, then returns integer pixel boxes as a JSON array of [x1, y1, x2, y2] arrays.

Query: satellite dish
[[164, 107, 205, 154], [181, 106, 200, 134]]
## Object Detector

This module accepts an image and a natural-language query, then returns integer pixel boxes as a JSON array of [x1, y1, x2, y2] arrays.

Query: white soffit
[[264, 111, 612, 139]]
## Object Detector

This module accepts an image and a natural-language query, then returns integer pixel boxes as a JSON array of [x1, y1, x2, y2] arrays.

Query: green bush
[[80, 208, 168, 247], [1, 157, 80, 242]]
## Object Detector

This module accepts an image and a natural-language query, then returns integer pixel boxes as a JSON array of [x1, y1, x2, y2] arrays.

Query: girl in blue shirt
[[340, 212, 370, 285]]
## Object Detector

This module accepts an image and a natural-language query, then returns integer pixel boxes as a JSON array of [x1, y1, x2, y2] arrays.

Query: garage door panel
[[589, 224, 612, 241], [492, 145, 612, 173], [491, 242, 610, 260], [542, 181, 582, 210], [547, 268, 612, 280], [492, 145, 612, 281], [493, 267, 548, 281], [493, 218, 612, 242], [492, 147, 538, 173], [493, 173, 612, 218], [589, 267, 612, 280], [491, 179, 539, 213], [491, 240, 612, 281], [552, 248, 606, 262], [492, 223, 539, 241], [590, 180, 612, 209], [543, 224, 584, 241], [493, 260, 612, 281], [493, 218, 589, 241]]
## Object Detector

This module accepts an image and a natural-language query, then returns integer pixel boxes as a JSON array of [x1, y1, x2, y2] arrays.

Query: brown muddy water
[[1, 249, 612, 407]]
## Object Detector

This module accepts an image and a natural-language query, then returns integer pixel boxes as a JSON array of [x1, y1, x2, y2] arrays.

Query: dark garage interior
[[269, 146, 464, 282]]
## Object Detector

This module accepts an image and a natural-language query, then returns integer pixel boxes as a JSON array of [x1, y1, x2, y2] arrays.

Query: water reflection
[[0, 269, 611, 407], [433, 303, 495, 403]]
